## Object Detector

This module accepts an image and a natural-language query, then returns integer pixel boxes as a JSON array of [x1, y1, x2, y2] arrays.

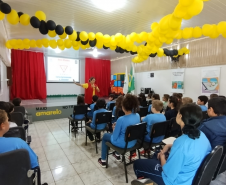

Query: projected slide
[[47, 57, 79, 82]]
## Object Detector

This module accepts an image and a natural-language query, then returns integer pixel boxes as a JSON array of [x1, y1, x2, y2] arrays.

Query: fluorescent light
[[92, 48, 99, 58], [91, 0, 126, 12], [55, 48, 62, 53]]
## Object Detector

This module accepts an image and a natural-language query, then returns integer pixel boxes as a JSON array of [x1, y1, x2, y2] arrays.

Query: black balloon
[[81, 39, 89, 45], [55, 25, 64, 35], [168, 50, 174, 56], [39, 20, 48, 35], [115, 47, 120, 53], [0, 3, 11, 14], [144, 42, 147, 46], [89, 39, 97, 47], [130, 51, 137, 55], [125, 50, 129, 53], [119, 47, 124, 54], [103, 45, 109, 49], [172, 49, 178, 56], [65, 26, 73, 35], [163, 49, 170, 56], [18, 12, 23, 17], [47, 20, 56, 31], [30, 16, 41, 28], [76, 32, 80, 41], [149, 53, 157, 57]]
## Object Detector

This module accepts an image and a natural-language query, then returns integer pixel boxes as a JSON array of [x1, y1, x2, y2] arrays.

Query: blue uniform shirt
[[0, 137, 39, 168], [90, 108, 109, 130], [143, 113, 166, 143], [199, 116, 226, 149], [111, 113, 140, 148], [148, 104, 152, 113], [199, 105, 207, 111], [162, 132, 211, 185], [87, 103, 95, 118], [106, 100, 115, 110], [112, 106, 117, 123]]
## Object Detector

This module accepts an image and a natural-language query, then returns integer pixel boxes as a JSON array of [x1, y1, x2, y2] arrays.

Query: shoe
[[98, 158, 106, 167], [129, 153, 137, 161], [112, 152, 121, 162], [42, 183, 48, 185], [131, 179, 154, 185]]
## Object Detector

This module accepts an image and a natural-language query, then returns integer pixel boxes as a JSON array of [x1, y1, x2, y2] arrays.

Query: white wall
[[0, 59, 9, 101], [46, 58, 85, 95], [135, 65, 226, 101]]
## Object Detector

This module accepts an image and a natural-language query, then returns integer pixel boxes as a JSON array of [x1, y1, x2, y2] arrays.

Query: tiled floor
[[30, 118, 226, 185]]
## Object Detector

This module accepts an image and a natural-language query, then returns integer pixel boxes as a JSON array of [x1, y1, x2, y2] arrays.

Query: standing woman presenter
[[73, 77, 100, 104]]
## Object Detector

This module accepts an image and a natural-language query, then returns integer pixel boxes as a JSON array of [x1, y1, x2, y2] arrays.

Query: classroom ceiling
[[3, 0, 226, 60]]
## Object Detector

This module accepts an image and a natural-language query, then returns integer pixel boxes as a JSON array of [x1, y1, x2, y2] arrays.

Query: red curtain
[[10, 50, 47, 100], [85, 58, 111, 97]]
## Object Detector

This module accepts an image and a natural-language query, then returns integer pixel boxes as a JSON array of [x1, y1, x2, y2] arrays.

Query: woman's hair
[[210, 94, 218, 99], [77, 96, 85, 105], [122, 94, 139, 112], [8, 102, 14, 113], [0, 102, 10, 121], [12, 98, 21, 106], [109, 94, 115, 100], [152, 100, 163, 112], [115, 95, 124, 117], [89, 77, 95, 82], [169, 96, 178, 109], [0, 109, 7, 126], [139, 93, 146, 101], [179, 104, 202, 139], [147, 93, 152, 98], [96, 99, 106, 109], [182, 97, 193, 105], [163, 94, 170, 101], [152, 94, 160, 100]]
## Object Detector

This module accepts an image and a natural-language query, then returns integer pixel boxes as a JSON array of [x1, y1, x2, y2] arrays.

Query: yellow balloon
[[49, 40, 57, 49], [151, 22, 159, 30], [7, 9, 19, 25], [222, 32, 226, 38], [17, 39, 23, 46], [110, 45, 116, 50], [103, 34, 111, 43], [35, 11, 46, 21], [182, 27, 193, 39], [48, 30, 57, 38], [159, 14, 171, 31], [80, 44, 86, 50], [104, 42, 111, 47], [135, 34, 142, 43], [202, 24, 213, 36], [59, 30, 67, 39], [152, 27, 160, 38], [18, 44, 25, 50], [42, 38, 49, 46], [179, 0, 195, 6], [132, 45, 137, 52], [183, 13, 193, 20], [64, 39, 72, 48], [115, 33, 123, 42], [57, 39, 64, 46], [72, 40, 79, 47], [80, 31, 88, 41], [20, 14, 30, 26], [209, 25, 219, 39], [6, 41, 12, 49], [59, 45, 65, 50], [36, 40, 42, 48], [193, 26, 202, 38], [157, 48, 164, 57], [23, 39, 30, 45], [110, 36, 117, 46], [125, 35, 132, 45], [187, 0, 203, 17], [165, 38, 173, 44], [69, 31, 77, 40], [30, 40, 36, 47], [169, 14, 182, 30], [178, 49, 183, 55], [140, 32, 148, 41], [95, 32, 103, 40], [217, 21, 226, 34], [10, 39, 17, 46], [24, 45, 30, 49], [0, 11, 5, 20], [73, 45, 80, 50], [88, 32, 96, 40], [173, 4, 187, 19]]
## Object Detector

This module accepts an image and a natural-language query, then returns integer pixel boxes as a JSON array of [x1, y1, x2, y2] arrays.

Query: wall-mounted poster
[[171, 68, 185, 93], [201, 67, 220, 96]]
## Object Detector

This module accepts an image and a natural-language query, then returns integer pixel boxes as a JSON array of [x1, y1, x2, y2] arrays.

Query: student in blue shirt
[[0, 110, 48, 185], [106, 94, 115, 110], [98, 94, 140, 167], [132, 104, 211, 185], [87, 95, 98, 118], [112, 95, 124, 123], [199, 97, 226, 149], [148, 94, 160, 113], [164, 96, 178, 120], [197, 95, 208, 111], [86, 98, 108, 142]]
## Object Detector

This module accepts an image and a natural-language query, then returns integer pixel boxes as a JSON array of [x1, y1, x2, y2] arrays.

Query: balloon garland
[[0, 0, 219, 63]]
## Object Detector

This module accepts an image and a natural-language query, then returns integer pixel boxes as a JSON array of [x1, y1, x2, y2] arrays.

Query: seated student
[[12, 97, 28, 116], [182, 97, 193, 105], [148, 94, 160, 113], [0, 102, 17, 128], [197, 95, 208, 111], [0, 109, 48, 185], [106, 94, 115, 110], [71, 96, 86, 132], [174, 93, 183, 109], [210, 93, 218, 99], [86, 99, 108, 142], [87, 95, 98, 118], [146, 93, 152, 102], [98, 94, 140, 167], [112, 95, 124, 123], [132, 104, 211, 185], [138, 97, 144, 108], [199, 97, 226, 149], [219, 95, 226, 99], [139, 93, 147, 107], [162, 94, 169, 111], [164, 96, 178, 120]]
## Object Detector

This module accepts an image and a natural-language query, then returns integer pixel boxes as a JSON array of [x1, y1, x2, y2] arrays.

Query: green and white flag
[[128, 64, 135, 94]]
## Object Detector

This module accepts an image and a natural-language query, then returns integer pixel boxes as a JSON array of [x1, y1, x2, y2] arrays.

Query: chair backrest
[[13, 106, 26, 117], [138, 107, 148, 118], [73, 105, 88, 115], [202, 111, 209, 121], [3, 126, 26, 141], [95, 112, 112, 125], [117, 110, 125, 118], [213, 144, 226, 179], [10, 112, 24, 126], [109, 103, 116, 111], [192, 146, 223, 185], [141, 101, 148, 107], [167, 117, 182, 137], [0, 149, 33, 185], [125, 122, 147, 143], [149, 121, 169, 144]]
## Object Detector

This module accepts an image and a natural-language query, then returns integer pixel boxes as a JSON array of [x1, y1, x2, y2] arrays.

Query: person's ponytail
[[182, 125, 200, 139]]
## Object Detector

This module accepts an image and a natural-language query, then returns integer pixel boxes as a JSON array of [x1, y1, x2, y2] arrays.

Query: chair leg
[[95, 134, 98, 154], [106, 147, 109, 168], [138, 149, 141, 159], [129, 151, 132, 163], [123, 155, 128, 183], [69, 120, 70, 133], [85, 129, 87, 146], [74, 121, 76, 138], [81, 121, 82, 131]]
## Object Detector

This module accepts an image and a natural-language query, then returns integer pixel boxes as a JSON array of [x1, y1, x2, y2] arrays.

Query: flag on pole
[[123, 66, 128, 94], [128, 64, 135, 94]]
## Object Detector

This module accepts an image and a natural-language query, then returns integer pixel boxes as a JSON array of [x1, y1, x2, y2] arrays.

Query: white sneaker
[[131, 179, 155, 185]]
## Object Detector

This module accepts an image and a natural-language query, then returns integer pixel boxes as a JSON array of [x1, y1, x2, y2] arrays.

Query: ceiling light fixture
[[54, 48, 62, 54], [91, 0, 126, 12], [92, 48, 100, 58]]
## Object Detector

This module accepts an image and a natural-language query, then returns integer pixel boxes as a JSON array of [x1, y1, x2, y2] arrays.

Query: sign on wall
[[171, 68, 185, 93], [201, 67, 220, 96]]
